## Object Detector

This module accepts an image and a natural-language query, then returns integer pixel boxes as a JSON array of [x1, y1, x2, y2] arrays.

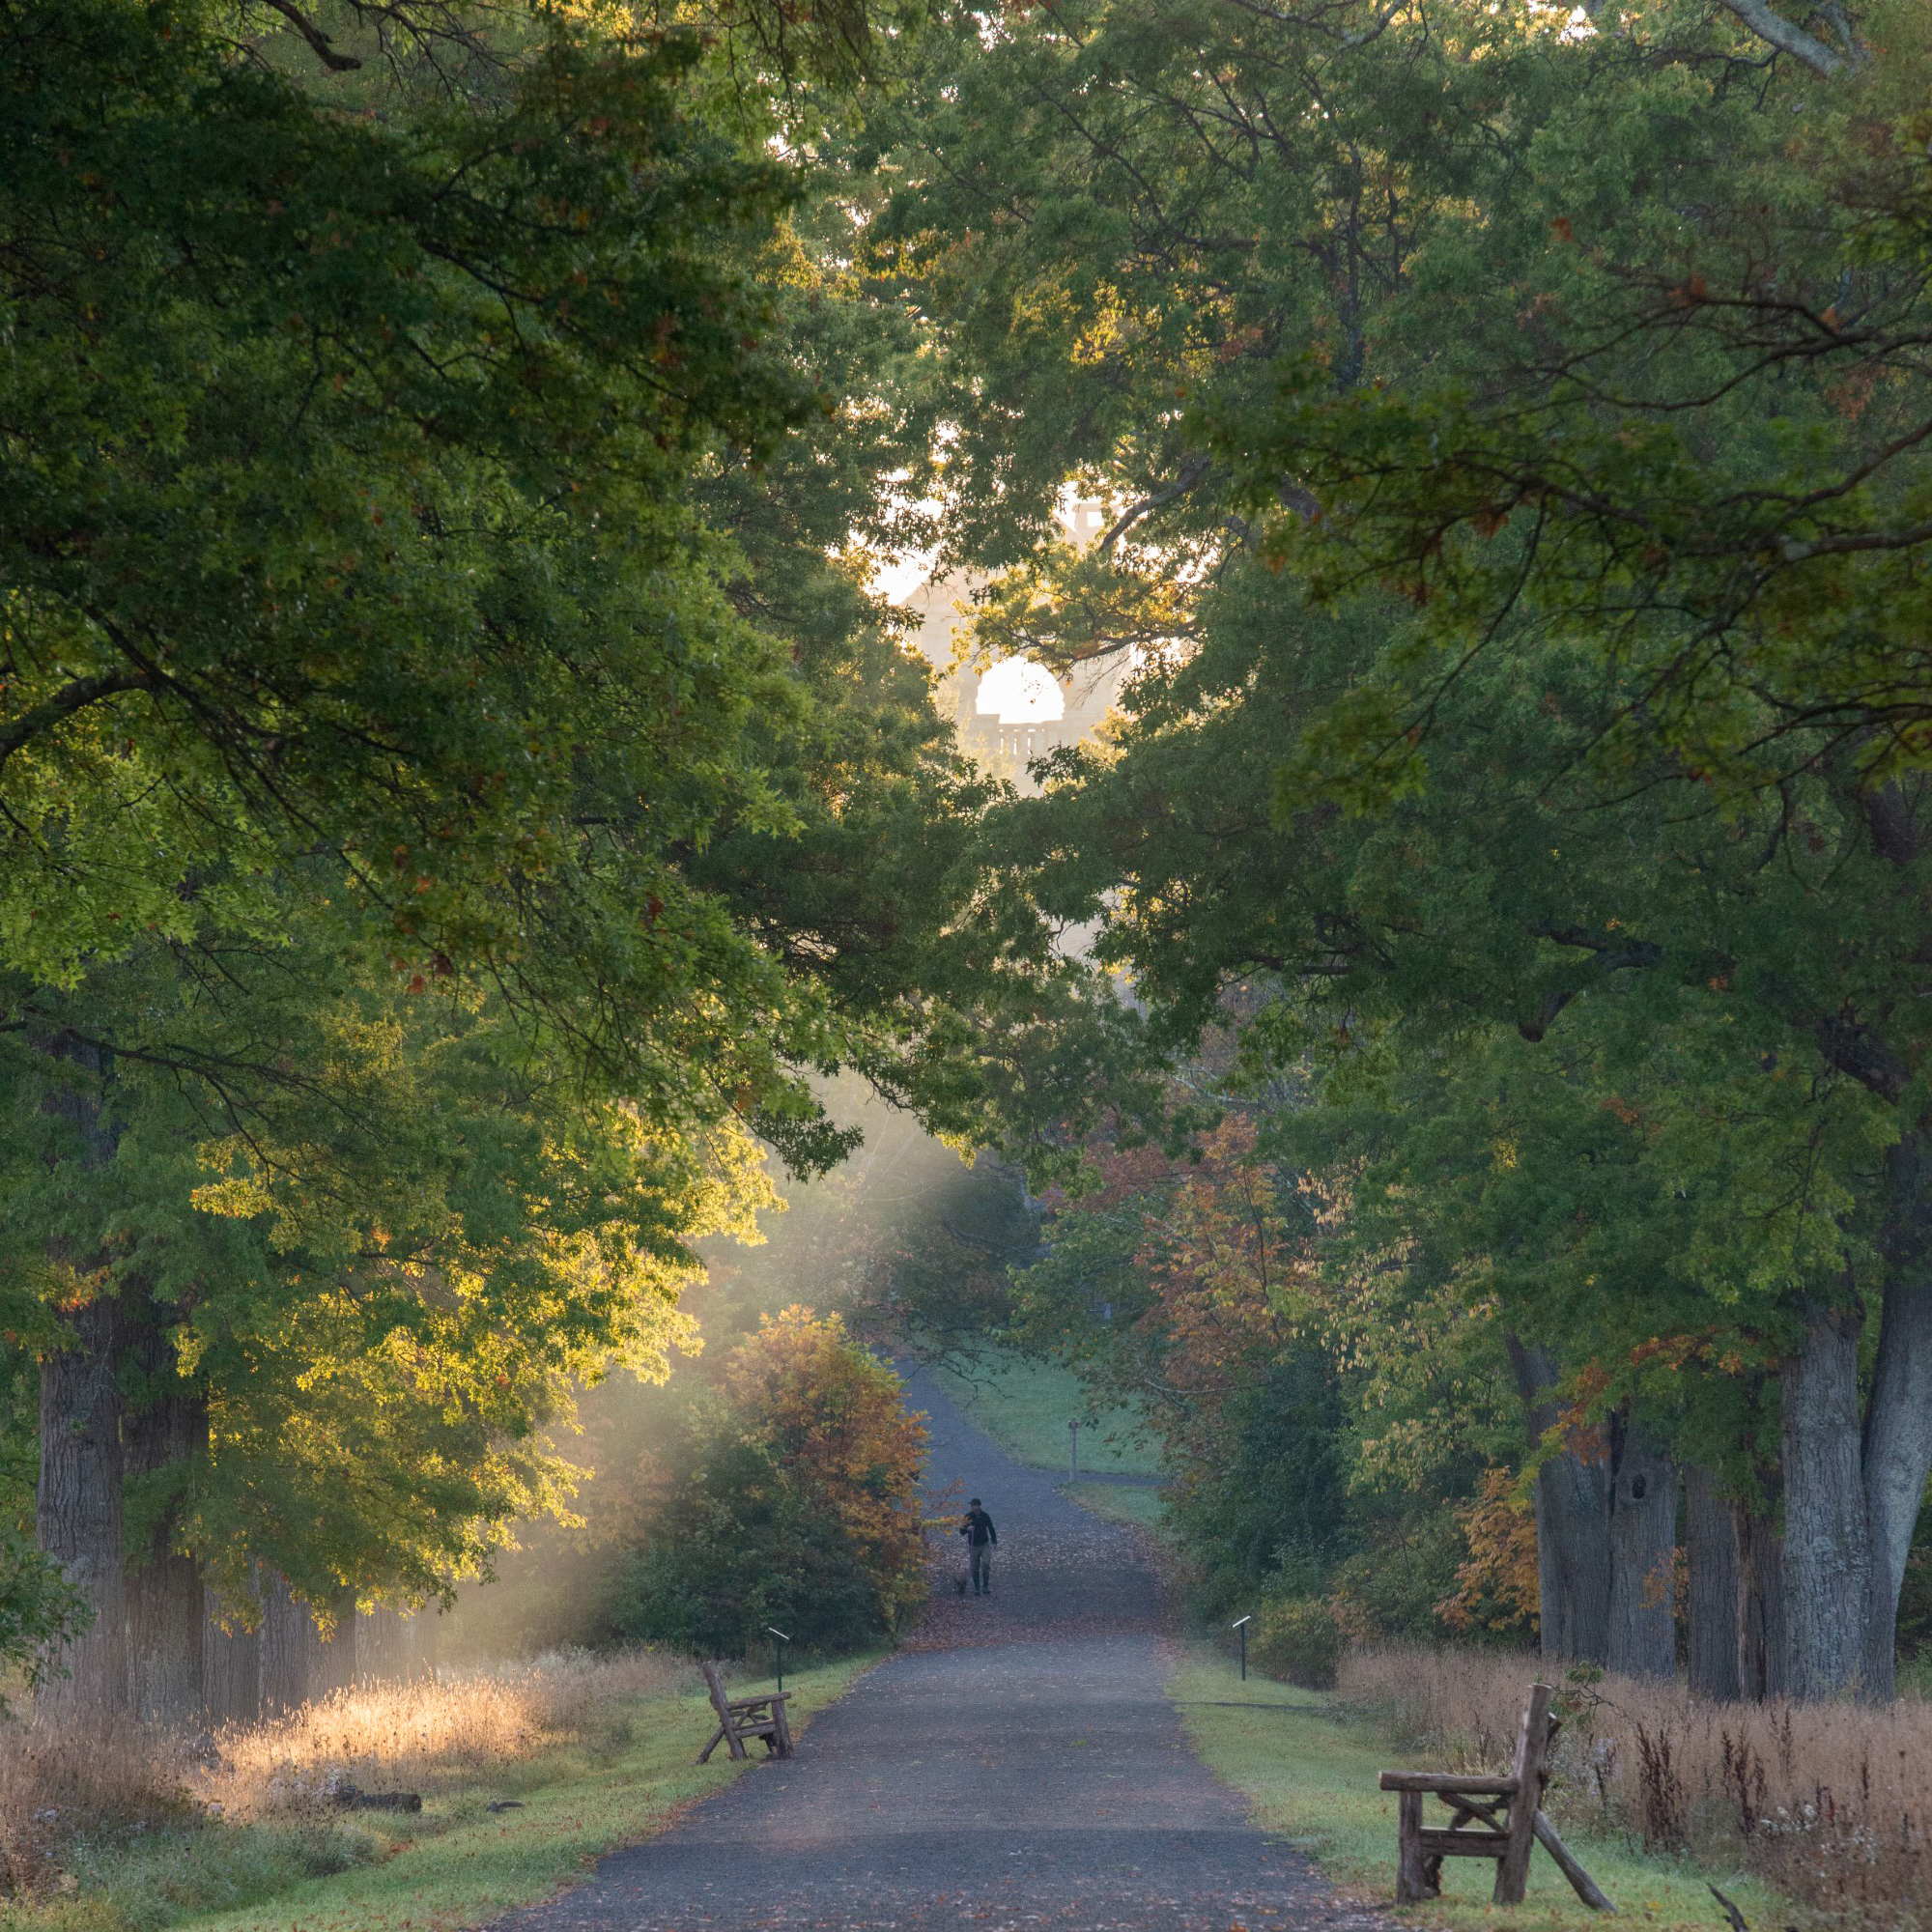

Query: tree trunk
[[123, 1317, 205, 1727], [204, 1588, 262, 1727], [35, 1294, 127, 1721], [357, 1605, 428, 1687], [1507, 1336, 1612, 1662], [1733, 1491, 1787, 1702], [33, 1033, 128, 1722], [259, 1573, 318, 1715], [1861, 1129, 1932, 1700], [1781, 1303, 1870, 1697], [311, 1584, 357, 1702], [1606, 1418, 1678, 1679], [1685, 1464, 1742, 1700]]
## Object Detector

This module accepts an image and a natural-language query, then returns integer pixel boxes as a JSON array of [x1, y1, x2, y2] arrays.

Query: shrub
[[1251, 1592, 1344, 1690], [608, 1309, 927, 1658], [605, 1436, 883, 1657]]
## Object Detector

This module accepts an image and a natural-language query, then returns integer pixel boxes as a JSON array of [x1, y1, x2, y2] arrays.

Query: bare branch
[[0, 668, 150, 775], [1711, 0, 1846, 75], [255, 0, 363, 71]]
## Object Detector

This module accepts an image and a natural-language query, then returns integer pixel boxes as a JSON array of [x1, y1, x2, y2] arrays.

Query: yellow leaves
[[190, 1171, 275, 1220], [1440, 1464, 1540, 1634]]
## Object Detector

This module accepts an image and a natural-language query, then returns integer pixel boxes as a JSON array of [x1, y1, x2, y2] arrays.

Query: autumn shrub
[[1251, 1592, 1345, 1690], [609, 1308, 927, 1659], [1341, 1644, 1932, 1930]]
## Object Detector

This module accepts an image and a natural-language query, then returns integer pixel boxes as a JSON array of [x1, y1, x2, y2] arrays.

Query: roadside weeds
[[0, 1655, 873, 1932], [1169, 1648, 1785, 1932]]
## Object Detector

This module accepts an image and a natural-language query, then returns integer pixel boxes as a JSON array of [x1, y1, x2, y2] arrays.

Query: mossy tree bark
[[1780, 1305, 1870, 1698], [1685, 1464, 1742, 1701], [1605, 1420, 1678, 1680]]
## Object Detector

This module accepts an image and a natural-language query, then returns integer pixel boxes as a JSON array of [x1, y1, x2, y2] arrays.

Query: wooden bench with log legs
[[696, 1660, 794, 1763], [1378, 1682, 1613, 1912]]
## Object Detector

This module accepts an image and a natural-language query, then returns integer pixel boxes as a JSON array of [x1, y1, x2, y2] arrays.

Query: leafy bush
[[1250, 1591, 1344, 1690], [1327, 1511, 1468, 1643], [605, 1435, 883, 1657], [608, 1309, 926, 1658]]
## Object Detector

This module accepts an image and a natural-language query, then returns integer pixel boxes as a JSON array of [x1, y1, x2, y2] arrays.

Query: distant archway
[[974, 656, 1065, 724]]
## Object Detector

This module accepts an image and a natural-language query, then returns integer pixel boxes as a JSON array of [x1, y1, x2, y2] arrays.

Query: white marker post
[[766, 1626, 790, 1694], [1232, 1613, 1253, 1681]]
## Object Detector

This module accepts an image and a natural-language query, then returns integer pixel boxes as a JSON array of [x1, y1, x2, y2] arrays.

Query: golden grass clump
[[1340, 1644, 1932, 1932], [198, 1647, 683, 1821], [0, 1645, 683, 1900]]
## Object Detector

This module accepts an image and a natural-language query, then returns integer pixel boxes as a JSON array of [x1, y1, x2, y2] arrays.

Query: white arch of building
[[974, 655, 1066, 724]]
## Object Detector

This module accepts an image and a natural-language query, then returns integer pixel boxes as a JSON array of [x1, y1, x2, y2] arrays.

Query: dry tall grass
[[0, 1646, 685, 1899], [1341, 1645, 1932, 1931]]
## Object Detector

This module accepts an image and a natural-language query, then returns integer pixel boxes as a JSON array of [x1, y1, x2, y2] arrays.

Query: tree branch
[[255, 0, 363, 71], [1712, 0, 1846, 75], [0, 668, 150, 775]]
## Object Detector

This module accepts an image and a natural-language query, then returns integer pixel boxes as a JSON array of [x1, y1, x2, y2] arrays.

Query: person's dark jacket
[[960, 1507, 997, 1548]]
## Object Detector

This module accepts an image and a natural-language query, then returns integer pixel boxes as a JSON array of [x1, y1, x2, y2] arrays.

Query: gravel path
[[491, 1366, 1386, 1932]]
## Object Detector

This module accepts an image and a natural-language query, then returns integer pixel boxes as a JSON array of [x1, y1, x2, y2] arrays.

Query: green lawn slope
[[922, 1348, 1162, 1476]]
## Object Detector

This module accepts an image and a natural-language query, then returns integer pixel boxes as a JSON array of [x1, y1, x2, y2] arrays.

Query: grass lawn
[[1063, 1481, 1168, 1532], [923, 1347, 1162, 1475], [9, 1658, 871, 1932], [1167, 1649, 1781, 1932]]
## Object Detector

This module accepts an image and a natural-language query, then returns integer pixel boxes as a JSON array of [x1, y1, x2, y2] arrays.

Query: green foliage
[[607, 1313, 926, 1657], [858, 0, 1932, 1682], [1160, 1357, 1344, 1610], [1249, 1594, 1344, 1691], [0, 0, 1101, 1668], [606, 1432, 883, 1657], [0, 1526, 88, 1705]]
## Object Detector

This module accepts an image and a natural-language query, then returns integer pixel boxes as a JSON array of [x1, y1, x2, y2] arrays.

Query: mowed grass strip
[[1062, 1482, 1167, 1532], [8, 1659, 870, 1932], [923, 1349, 1161, 1476], [1168, 1650, 1781, 1932]]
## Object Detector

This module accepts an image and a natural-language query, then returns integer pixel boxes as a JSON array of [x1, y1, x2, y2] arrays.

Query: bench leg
[[1397, 1791, 1428, 1904]]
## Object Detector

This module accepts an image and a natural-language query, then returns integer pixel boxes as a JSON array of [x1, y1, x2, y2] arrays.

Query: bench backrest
[[700, 1660, 734, 1729]]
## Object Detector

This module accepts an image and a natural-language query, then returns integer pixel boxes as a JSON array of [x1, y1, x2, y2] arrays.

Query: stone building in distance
[[900, 500, 1130, 794]]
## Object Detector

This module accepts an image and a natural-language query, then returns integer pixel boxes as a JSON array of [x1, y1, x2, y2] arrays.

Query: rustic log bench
[[696, 1660, 794, 1764], [1378, 1681, 1613, 1911]]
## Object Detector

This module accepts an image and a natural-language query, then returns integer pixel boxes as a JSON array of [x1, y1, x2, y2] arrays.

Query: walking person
[[959, 1496, 998, 1596]]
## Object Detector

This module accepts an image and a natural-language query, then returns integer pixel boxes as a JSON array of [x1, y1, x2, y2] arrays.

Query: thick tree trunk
[[1781, 1303, 1871, 1697], [1685, 1464, 1742, 1701], [33, 1033, 128, 1722], [1507, 1336, 1612, 1662], [35, 1295, 127, 1721], [204, 1589, 262, 1727], [311, 1585, 357, 1702], [1862, 1129, 1932, 1700], [1733, 1492, 1787, 1702], [357, 1605, 430, 1687], [123, 1318, 205, 1727], [259, 1573, 319, 1715], [1606, 1419, 1678, 1679]]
